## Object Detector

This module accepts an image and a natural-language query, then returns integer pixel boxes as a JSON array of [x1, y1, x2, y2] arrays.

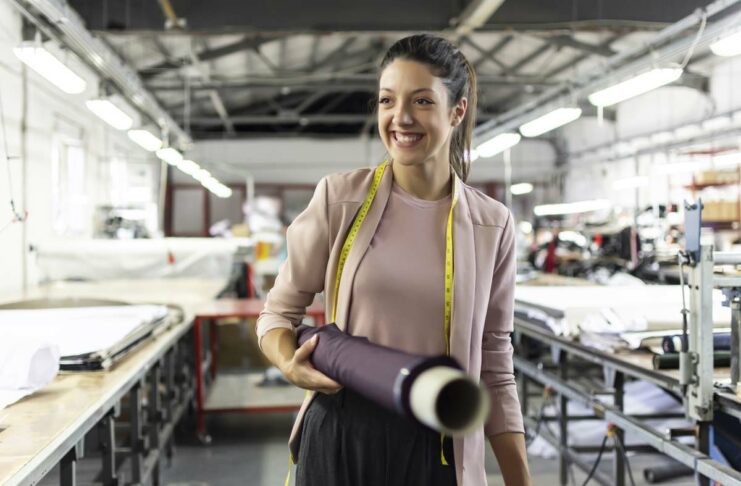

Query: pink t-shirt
[[347, 181, 452, 356]]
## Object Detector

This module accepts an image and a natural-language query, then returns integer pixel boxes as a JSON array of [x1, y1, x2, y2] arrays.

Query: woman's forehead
[[379, 59, 446, 93]]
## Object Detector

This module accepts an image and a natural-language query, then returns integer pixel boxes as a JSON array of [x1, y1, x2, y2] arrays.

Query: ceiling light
[[710, 29, 741, 57], [86, 99, 133, 130], [510, 183, 534, 195], [475, 133, 521, 158], [588, 68, 683, 107], [519, 107, 582, 137], [13, 43, 86, 94], [534, 199, 611, 217], [176, 159, 200, 175], [192, 168, 211, 182], [156, 147, 183, 165], [127, 129, 162, 152]]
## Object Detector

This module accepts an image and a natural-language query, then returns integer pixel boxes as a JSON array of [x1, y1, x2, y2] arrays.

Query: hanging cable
[[613, 428, 637, 486], [0, 89, 28, 234], [679, 11, 707, 69], [581, 428, 610, 486]]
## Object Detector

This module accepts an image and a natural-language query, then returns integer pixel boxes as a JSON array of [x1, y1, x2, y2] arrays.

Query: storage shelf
[[204, 371, 305, 413]]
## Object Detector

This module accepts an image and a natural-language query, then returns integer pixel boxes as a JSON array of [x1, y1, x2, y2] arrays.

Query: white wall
[[0, 1, 157, 296], [559, 54, 741, 212], [184, 136, 557, 185]]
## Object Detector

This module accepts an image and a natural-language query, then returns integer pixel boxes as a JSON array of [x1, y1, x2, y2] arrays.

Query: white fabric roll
[[0, 336, 60, 410]]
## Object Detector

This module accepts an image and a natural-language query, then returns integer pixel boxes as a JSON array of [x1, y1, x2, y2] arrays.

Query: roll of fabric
[[661, 332, 731, 354], [0, 336, 60, 410], [296, 323, 489, 436], [653, 351, 731, 370]]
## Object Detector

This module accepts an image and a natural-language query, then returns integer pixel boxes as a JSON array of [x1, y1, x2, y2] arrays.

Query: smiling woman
[[257, 34, 530, 486]]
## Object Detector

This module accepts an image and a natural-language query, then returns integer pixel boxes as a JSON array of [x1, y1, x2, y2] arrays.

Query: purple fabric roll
[[296, 323, 461, 420]]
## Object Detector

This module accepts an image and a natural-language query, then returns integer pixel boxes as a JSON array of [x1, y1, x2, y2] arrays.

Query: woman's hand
[[280, 335, 343, 394]]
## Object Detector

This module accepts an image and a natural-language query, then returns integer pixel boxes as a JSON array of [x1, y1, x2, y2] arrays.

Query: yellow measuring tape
[[285, 161, 459, 485]]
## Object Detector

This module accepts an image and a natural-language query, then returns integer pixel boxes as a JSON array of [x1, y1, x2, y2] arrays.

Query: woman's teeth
[[394, 132, 422, 144]]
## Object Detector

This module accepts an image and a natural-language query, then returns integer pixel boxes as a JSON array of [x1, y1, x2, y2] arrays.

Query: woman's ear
[[451, 97, 468, 126]]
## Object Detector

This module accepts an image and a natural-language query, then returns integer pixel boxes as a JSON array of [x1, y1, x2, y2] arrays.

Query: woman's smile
[[392, 131, 425, 149]]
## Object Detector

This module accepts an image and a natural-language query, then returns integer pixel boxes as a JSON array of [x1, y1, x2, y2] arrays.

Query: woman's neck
[[391, 160, 452, 201]]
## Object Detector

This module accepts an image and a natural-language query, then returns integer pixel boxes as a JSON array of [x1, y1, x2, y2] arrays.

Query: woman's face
[[377, 59, 466, 170]]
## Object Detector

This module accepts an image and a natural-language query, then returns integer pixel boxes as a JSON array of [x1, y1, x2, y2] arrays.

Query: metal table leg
[[193, 317, 211, 444], [558, 349, 569, 486], [99, 411, 118, 486], [613, 371, 625, 486]]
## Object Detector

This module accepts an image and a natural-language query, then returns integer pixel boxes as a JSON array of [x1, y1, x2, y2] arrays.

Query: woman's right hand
[[281, 335, 343, 395]]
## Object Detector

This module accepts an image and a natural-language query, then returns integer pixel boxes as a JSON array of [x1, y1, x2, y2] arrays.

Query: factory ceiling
[[59, 0, 721, 139]]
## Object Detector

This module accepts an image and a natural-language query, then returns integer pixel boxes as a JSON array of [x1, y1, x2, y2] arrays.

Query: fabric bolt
[[296, 323, 462, 418], [296, 388, 456, 486], [347, 181, 451, 356], [257, 163, 524, 486]]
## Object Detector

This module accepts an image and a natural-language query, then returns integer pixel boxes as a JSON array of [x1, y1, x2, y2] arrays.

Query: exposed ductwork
[[11, 0, 191, 148]]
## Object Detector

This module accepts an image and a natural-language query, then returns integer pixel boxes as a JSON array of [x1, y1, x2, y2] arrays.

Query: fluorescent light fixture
[[127, 129, 162, 152], [518, 221, 533, 234], [13, 43, 86, 94], [612, 176, 648, 190], [702, 116, 732, 131], [156, 147, 183, 165], [588, 68, 683, 107], [710, 29, 741, 57], [510, 182, 534, 195], [192, 168, 211, 182], [176, 159, 200, 175], [534, 199, 611, 217], [475, 133, 521, 157], [519, 107, 582, 137], [86, 99, 133, 130], [201, 176, 232, 198]]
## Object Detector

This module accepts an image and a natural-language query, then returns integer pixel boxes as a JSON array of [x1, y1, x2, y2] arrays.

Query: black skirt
[[296, 388, 457, 486]]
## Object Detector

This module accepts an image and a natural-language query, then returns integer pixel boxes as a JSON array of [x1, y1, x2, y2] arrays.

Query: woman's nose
[[393, 103, 414, 125]]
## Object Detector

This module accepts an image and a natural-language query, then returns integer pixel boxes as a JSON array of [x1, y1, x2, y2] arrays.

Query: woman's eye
[[378, 97, 391, 104], [416, 98, 433, 105]]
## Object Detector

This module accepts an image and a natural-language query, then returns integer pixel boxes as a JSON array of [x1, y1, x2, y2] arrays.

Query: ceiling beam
[[187, 112, 496, 127], [451, 0, 506, 36], [470, 35, 513, 70], [138, 34, 281, 79], [146, 73, 557, 92], [543, 34, 618, 57]]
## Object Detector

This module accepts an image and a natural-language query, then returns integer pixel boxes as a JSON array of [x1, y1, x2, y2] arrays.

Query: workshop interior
[[0, 0, 741, 485]]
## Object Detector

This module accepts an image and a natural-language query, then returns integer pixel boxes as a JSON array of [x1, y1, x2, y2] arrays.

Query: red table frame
[[192, 298, 325, 442]]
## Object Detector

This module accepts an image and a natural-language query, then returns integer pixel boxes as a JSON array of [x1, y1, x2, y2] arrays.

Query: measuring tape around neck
[[331, 160, 460, 467]]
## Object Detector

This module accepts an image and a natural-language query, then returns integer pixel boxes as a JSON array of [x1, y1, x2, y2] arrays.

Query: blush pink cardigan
[[257, 165, 524, 486]]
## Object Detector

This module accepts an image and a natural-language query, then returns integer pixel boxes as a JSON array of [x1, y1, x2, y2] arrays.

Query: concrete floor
[[160, 413, 698, 486]]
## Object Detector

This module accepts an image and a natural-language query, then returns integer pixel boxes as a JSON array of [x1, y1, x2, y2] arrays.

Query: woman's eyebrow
[[379, 88, 436, 95]]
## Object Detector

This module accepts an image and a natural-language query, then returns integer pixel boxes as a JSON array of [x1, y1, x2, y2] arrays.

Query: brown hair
[[378, 34, 478, 182]]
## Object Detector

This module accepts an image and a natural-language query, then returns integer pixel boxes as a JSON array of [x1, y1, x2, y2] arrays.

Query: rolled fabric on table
[[661, 332, 731, 354], [296, 323, 489, 436]]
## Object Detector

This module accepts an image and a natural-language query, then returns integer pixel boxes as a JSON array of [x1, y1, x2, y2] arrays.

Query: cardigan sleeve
[[481, 211, 525, 437], [256, 177, 330, 350]]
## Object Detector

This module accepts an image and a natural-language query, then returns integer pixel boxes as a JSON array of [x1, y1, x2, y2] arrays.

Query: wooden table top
[[0, 278, 227, 486]]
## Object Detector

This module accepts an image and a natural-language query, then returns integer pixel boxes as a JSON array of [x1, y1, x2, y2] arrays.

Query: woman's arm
[[481, 210, 531, 484], [261, 327, 341, 394], [489, 432, 531, 486]]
